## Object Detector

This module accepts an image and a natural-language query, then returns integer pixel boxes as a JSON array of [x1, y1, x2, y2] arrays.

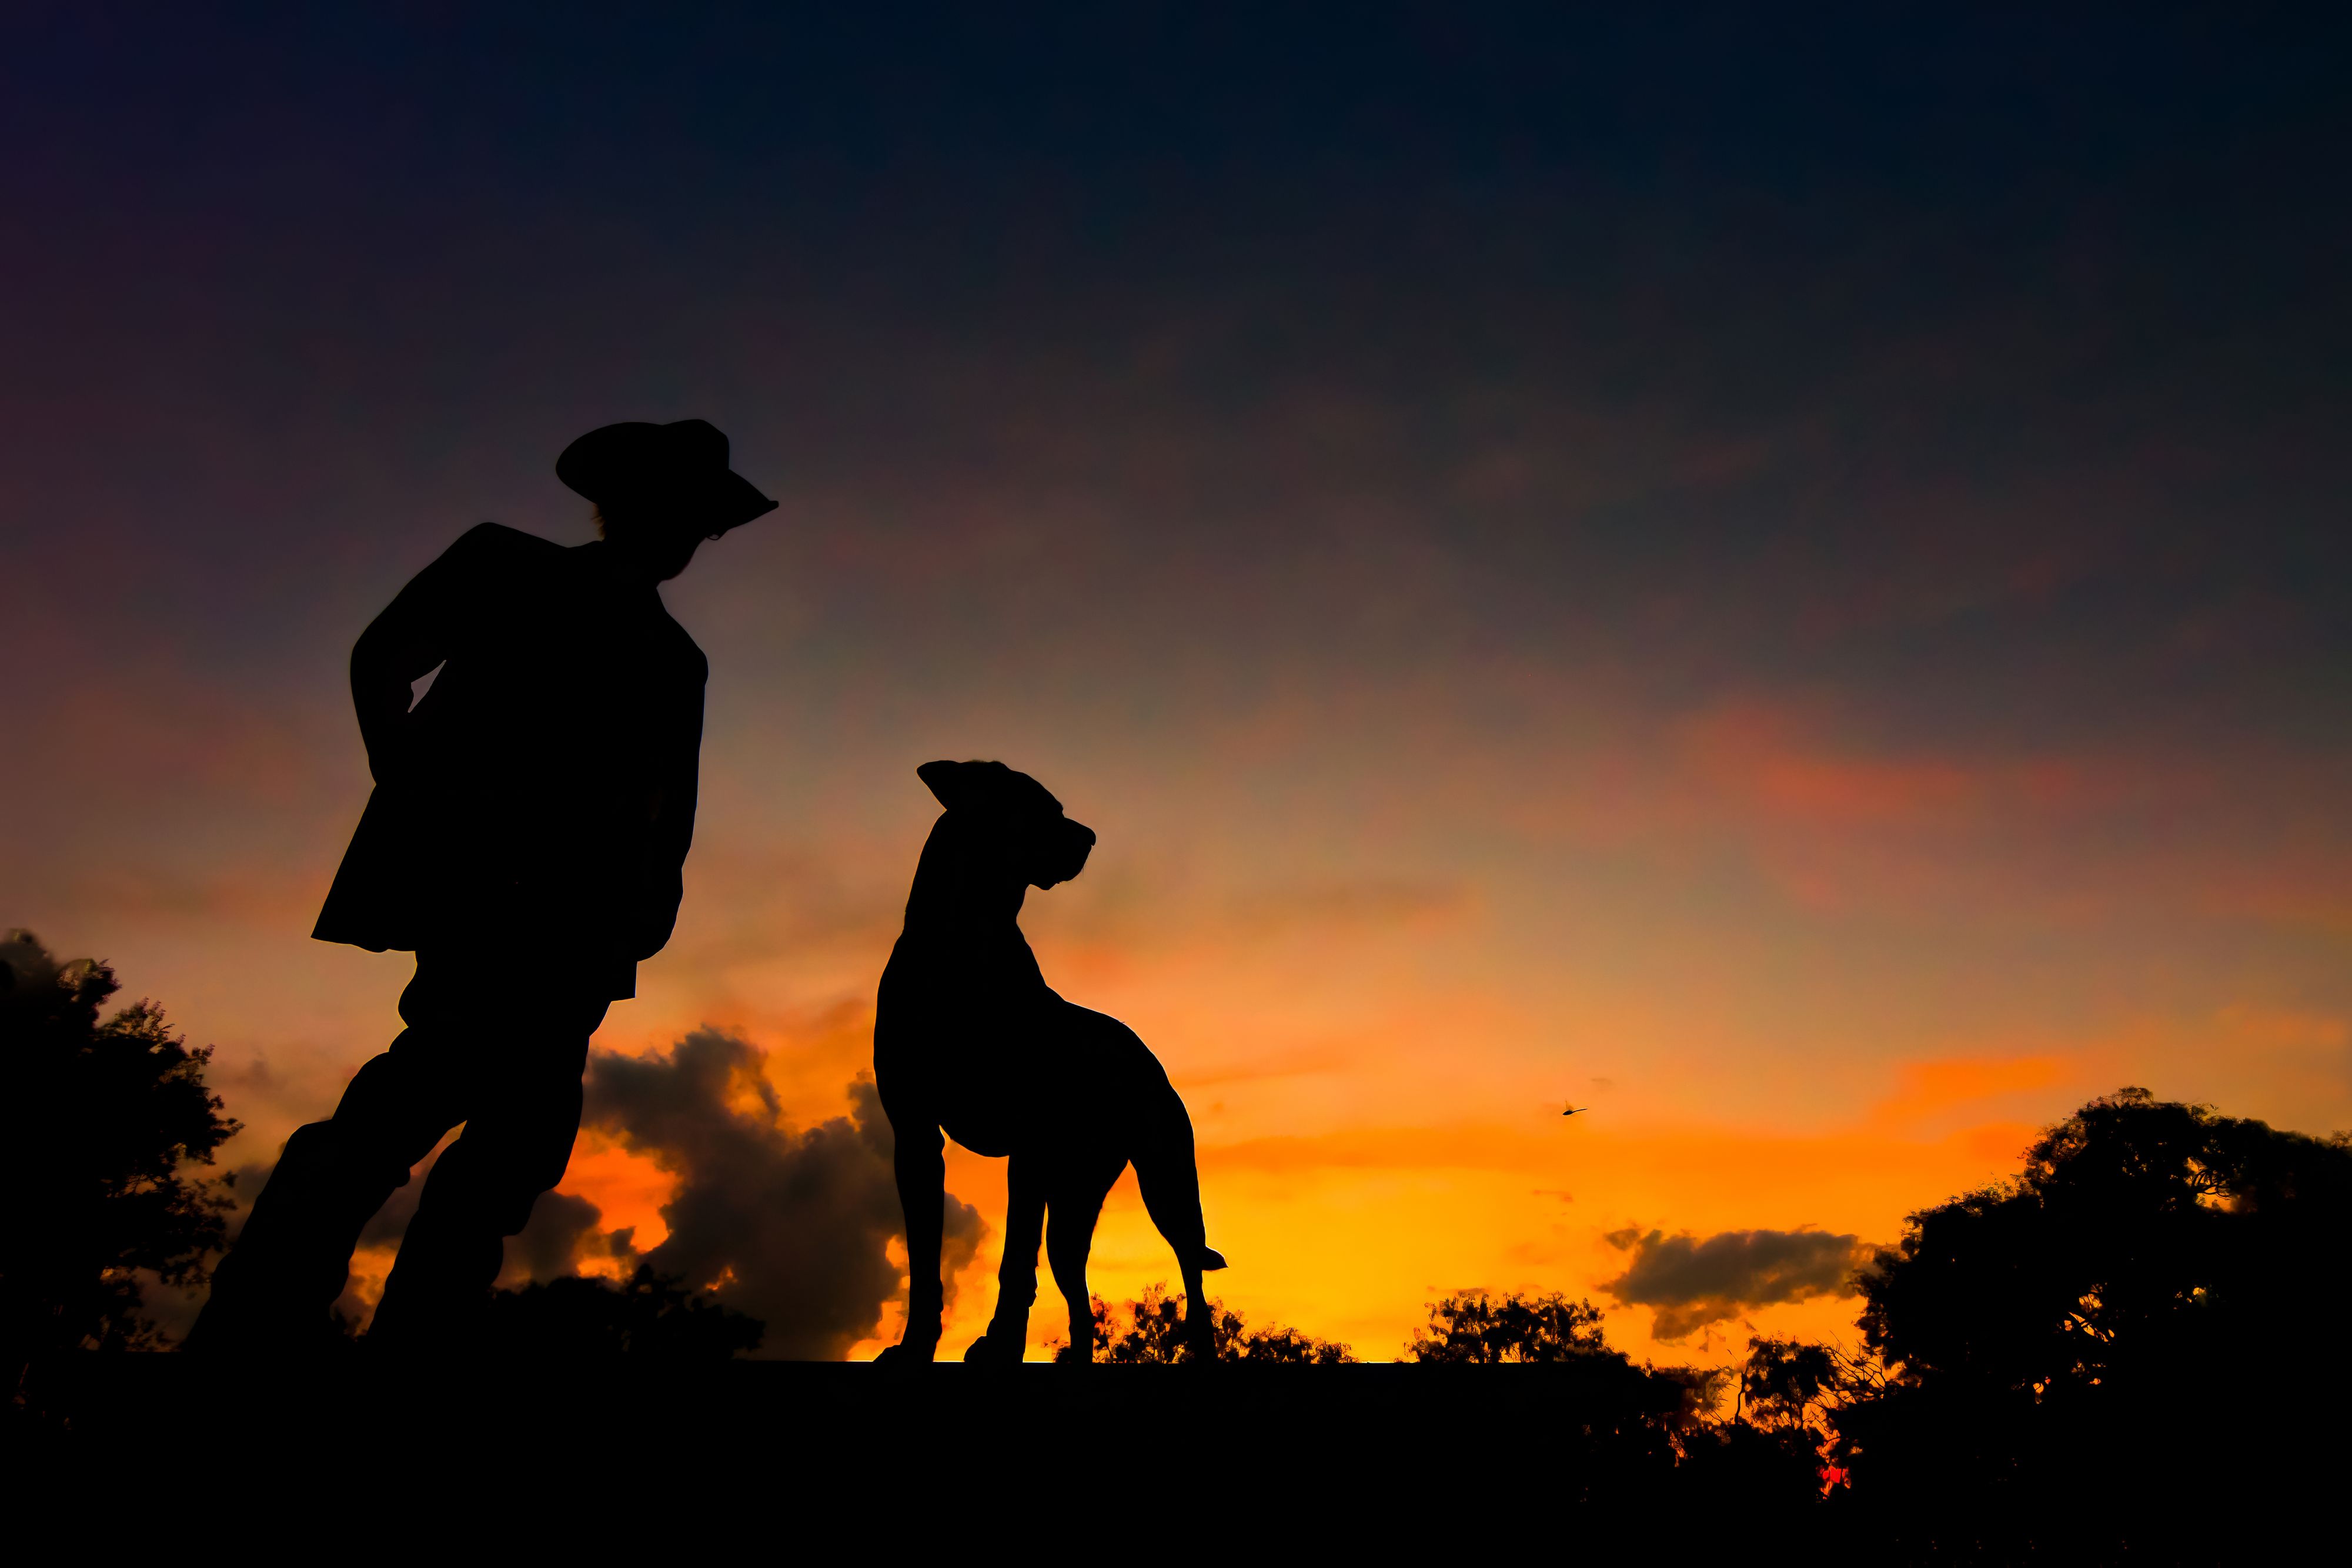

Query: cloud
[[583, 1029, 986, 1359], [1680, 701, 1984, 826], [502, 1189, 611, 1286], [1601, 1226, 1870, 1341]]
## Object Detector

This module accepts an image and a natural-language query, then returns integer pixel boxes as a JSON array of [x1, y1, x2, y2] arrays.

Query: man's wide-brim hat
[[556, 419, 779, 533]]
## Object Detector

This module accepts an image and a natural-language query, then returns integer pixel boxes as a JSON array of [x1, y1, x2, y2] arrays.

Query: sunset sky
[[5, 8, 2347, 1362]]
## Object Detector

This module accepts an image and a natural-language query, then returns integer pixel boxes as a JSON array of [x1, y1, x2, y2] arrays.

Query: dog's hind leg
[[1130, 1068, 1226, 1361], [1043, 1154, 1124, 1362], [965, 1155, 1043, 1363]]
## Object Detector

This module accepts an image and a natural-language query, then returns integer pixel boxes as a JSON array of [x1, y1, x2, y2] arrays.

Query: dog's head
[[917, 759, 1096, 889]]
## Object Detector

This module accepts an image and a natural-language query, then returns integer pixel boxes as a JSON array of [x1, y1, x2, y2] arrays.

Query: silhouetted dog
[[874, 760, 1225, 1362]]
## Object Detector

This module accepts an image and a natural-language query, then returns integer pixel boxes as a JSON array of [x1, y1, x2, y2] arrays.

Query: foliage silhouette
[[1857, 1086, 2352, 1387], [1224, 1321, 1357, 1365], [1772, 1088, 2349, 1555], [1672, 1414, 1835, 1522], [1659, 1333, 1880, 1522], [1398, 1290, 1754, 1509], [1088, 1283, 1355, 1363], [1407, 1292, 1727, 1435], [1404, 1290, 1613, 1363], [1736, 1332, 1879, 1450], [1, 930, 238, 1392], [483, 1265, 763, 1359]]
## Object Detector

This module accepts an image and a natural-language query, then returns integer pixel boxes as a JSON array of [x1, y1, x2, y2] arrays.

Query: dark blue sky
[[8, 5, 2346, 750], [5, 0, 2344, 814]]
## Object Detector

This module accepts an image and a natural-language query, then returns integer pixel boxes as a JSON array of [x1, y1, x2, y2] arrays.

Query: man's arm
[[631, 653, 706, 960], [348, 523, 506, 782]]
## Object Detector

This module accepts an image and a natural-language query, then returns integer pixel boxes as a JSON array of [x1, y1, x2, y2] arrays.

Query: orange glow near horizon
[[51, 681, 2352, 1362], [32, 668, 2351, 1365]]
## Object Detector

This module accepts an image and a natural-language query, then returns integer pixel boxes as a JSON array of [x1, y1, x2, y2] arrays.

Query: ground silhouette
[[873, 760, 1225, 1363], [191, 420, 776, 1356], [0, 930, 238, 1393]]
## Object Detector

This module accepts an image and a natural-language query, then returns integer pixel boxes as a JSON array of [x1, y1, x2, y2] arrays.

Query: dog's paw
[[963, 1328, 1024, 1365], [874, 1339, 937, 1366]]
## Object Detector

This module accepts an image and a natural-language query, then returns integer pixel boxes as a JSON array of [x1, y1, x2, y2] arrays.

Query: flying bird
[[1562, 1104, 1586, 1117]]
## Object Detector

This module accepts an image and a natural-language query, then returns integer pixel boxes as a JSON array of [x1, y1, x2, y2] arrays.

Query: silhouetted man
[[193, 420, 776, 1353]]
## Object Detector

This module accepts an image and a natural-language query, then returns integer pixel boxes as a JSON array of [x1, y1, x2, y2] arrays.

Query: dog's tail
[[1132, 1069, 1225, 1277]]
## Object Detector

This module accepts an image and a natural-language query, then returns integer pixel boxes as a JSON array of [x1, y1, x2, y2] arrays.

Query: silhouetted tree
[[1405, 1291, 1611, 1362], [1406, 1293, 1728, 1433], [1405, 1293, 1727, 1432], [1396, 1290, 1747, 1510], [1665, 1333, 1878, 1519], [1230, 1321, 1356, 1365], [1676, 1416, 1833, 1520], [1, 930, 238, 1392], [1738, 1333, 1880, 1440], [1097, 1283, 1356, 1363], [483, 1265, 763, 1358], [1828, 1088, 2350, 1555]]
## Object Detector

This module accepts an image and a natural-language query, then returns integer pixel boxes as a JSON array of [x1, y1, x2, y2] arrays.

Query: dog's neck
[[901, 814, 1029, 937]]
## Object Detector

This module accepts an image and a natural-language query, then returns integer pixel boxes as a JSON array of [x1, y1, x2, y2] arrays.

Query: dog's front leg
[[885, 1127, 947, 1361], [966, 1155, 1041, 1362]]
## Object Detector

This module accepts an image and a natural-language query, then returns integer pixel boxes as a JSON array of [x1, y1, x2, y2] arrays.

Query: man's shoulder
[[446, 521, 566, 563], [425, 523, 568, 591]]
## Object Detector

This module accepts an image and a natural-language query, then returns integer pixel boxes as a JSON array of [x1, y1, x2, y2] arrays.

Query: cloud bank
[[580, 1029, 985, 1359], [1602, 1225, 1869, 1340]]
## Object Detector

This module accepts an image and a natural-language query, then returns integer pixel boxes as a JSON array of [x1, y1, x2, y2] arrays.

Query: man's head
[[557, 419, 777, 581], [917, 760, 1097, 889]]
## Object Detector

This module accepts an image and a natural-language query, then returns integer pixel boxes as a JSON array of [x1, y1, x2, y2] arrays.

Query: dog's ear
[[918, 758, 1040, 815], [916, 760, 967, 810]]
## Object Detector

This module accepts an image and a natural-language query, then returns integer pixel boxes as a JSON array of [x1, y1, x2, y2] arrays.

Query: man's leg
[[190, 982, 466, 1352], [367, 987, 607, 1349]]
